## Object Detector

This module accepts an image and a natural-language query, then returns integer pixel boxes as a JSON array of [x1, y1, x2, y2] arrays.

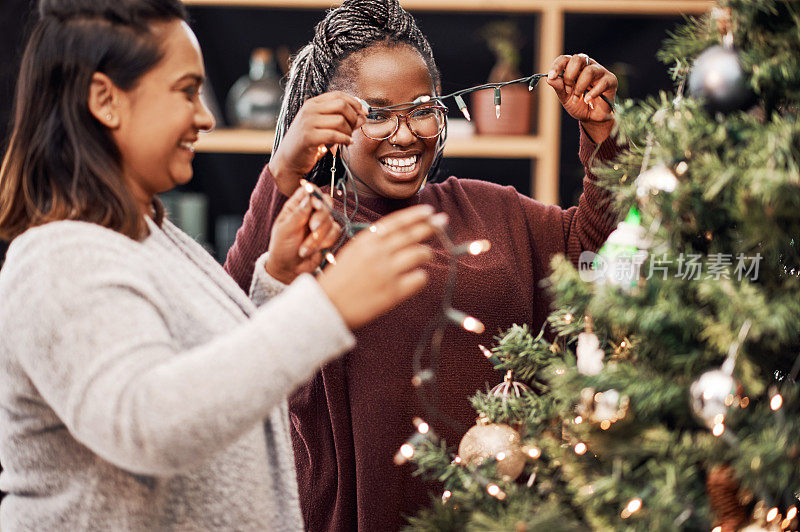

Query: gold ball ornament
[[458, 422, 526, 481]]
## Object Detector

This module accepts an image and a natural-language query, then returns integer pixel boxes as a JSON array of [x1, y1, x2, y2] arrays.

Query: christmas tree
[[407, 1, 800, 530]]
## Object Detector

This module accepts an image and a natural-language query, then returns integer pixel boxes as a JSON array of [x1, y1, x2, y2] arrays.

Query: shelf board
[[183, 0, 712, 14], [195, 129, 544, 158]]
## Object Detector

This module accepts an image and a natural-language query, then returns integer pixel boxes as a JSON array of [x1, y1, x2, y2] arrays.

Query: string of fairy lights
[[298, 73, 616, 502]]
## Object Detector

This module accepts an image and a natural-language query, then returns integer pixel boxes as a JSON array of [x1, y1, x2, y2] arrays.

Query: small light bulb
[[740, 396, 750, 407], [527, 447, 541, 459], [574, 442, 587, 455], [368, 225, 378, 233], [454, 240, 491, 256], [486, 484, 505, 499], [564, 313, 574, 324], [462, 316, 484, 334], [600, 420, 611, 430], [574, 416, 583, 424], [786, 506, 797, 520], [454, 456, 462, 464], [468, 240, 491, 255], [454, 94, 471, 122], [713, 414, 725, 425], [767, 507, 779, 522], [712, 423, 725, 437], [496, 452, 506, 461], [626, 498, 642, 514], [325, 252, 337, 265], [712, 527, 722, 532], [771, 393, 783, 411], [394, 443, 415, 465], [494, 87, 502, 119], [414, 417, 430, 435], [447, 309, 484, 334], [675, 161, 689, 175], [442, 490, 452, 503]]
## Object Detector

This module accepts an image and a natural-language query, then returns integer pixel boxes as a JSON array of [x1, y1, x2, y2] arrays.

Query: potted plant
[[472, 20, 532, 135]]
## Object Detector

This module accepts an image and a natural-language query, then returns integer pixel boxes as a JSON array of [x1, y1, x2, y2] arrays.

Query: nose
[[196, 96, 215, 132], [389, 116, 416, 146]]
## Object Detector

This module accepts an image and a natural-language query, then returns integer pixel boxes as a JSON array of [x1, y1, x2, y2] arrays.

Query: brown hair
[[0, 0, 187, 241]]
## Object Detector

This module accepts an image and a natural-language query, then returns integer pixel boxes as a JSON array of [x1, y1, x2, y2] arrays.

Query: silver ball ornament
[[688, 45, 753, 114]]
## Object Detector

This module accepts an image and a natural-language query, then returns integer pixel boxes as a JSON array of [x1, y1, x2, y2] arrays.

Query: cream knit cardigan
[[0, 219, 355, 531]]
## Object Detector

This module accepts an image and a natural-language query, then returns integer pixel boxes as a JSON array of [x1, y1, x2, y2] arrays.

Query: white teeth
[[180, 141, 196, 152], [381, 155, 417, 173]]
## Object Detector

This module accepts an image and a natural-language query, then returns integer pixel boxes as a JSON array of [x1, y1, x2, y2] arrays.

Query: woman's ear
[[88, 72, 121, 129]]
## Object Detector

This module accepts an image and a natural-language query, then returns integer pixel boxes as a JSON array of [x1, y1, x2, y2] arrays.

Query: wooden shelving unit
[[185, 0, 713, 204]]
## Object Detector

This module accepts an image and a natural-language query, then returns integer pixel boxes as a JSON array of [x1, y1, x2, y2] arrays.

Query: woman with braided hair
[[225, 0, 624, 529]]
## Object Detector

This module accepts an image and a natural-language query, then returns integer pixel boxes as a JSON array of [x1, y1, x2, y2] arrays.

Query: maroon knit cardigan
[[225, 127, 622, 531]]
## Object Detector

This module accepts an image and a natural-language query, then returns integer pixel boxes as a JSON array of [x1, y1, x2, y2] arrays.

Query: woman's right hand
[[317, 205, 446, 330], [268, 91, 367, 197]]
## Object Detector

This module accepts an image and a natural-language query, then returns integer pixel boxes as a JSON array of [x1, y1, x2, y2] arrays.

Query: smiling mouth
[[379, 155, 418, 174]]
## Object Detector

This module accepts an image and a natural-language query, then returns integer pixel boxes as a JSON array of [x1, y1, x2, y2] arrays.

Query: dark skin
[[268, 47, 618, 199], [547, 52, 617, 143]]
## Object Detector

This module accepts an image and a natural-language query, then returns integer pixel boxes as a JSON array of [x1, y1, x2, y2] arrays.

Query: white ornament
[[689, 369, 739, 427], [635, 164, 678, 197], [594, 389, 622, 423], [576, 332, 604, 376]]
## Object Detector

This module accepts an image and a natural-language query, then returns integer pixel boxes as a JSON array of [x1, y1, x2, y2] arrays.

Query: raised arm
[[519, 53, 624, 266], [226, 91, 367, 292]]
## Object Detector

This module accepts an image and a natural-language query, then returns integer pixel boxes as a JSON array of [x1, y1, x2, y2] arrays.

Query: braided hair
[[274, 0, 443, 185]]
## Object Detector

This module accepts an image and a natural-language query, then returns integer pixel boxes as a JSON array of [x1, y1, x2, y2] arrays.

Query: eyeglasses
[[361, 104, 448, 141]]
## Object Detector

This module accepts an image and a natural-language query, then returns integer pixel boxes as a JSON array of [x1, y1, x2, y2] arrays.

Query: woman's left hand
[[546, 53, 617, 144], [264, 182, 341, 285]]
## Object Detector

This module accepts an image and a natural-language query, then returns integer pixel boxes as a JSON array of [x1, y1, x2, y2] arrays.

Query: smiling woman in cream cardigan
[[0, 0, 443, 529]]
